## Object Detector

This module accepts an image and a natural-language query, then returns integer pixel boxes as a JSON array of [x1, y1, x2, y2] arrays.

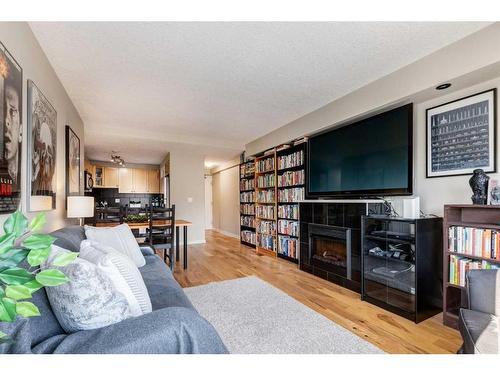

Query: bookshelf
[[276, 141, 306, 263], [239, 160, 256, 248], [443, 204, 500, 329], [255, 150, 277, 257]]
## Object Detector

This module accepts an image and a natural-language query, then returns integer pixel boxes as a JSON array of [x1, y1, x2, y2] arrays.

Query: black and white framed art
[[28, 80, 57, 211], [65, 125, 80, 197], [426, 89, 497, 178], [0, 41, 23, 214]]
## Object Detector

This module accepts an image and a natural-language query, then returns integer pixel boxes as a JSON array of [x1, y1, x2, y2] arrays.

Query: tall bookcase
[[276, 142, 306, 263], [255, 151, 277, 256], [239, 161, 256, 247], [443, 204, 500, 329]]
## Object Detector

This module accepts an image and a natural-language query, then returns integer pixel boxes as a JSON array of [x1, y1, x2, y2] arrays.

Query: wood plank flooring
[[172, 230, 461, 354]]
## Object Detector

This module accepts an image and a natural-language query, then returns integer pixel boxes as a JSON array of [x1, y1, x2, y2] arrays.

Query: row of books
[[240, 178, 255, 191], [277, 170, 304, 187], [240, 204, 255, 215], [278, 219, 299, 237], [256, 205, 275, 220], [448, 226, 500, 260], [449, 255, 500, 287], [278, 204, 299, 220], [240, 215, 255, 228], [240, 163, 255, 177], [257, 234, 275, 251], [256, 190, 275, 203], [278, 187, 305, 203], [241, 230, 256, 245], [257, 220, 276, 235], [240, 191, 254, 203], [257, 174, 275, 188], [278, 150, 304, 170], [256, 157, 275, 173], [278, 236, 298, 259]]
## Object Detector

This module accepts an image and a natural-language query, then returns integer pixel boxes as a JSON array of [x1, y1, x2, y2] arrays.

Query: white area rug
[[184, 276, 383, 354]]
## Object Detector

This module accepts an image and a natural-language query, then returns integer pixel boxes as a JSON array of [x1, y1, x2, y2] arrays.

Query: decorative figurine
[[469, 169, 490, 205]]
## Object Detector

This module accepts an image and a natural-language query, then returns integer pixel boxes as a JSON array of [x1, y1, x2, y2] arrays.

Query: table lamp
[[67, 196, 95, 226]]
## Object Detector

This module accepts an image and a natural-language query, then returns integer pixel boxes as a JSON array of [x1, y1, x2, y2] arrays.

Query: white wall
[[169, 148, 205, 244], [0, 22, 85, 231], [211, 164, 240, 238], [415, 77, 500, 215]]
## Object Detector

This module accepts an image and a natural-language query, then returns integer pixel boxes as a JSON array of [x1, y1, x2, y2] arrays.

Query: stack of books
[[278, 204, 299, 220], [278, 187, 304, 202], [449, 254, 499, 287], [448, 226, 500, 260], [256, 157, 275, 173], [240, 178, 255, 191], [256, 190, 275, 203], [257, 174, 275, 188], [240, 191, 255, 203], [278, 236, 298, 258], [257, 234, 275, 250], [277, 151, 304, 170], [256, 205, 275, 220], [241, 231, 256, 245], [240, 204, 255, 215], [240, 216, 255, 228], [257, 220, 276, 235], [278, 220, 299, 237], [277, 170, 304, 187]]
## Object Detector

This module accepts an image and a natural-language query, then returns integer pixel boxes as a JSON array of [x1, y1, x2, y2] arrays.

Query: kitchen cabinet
[[93, 165, 105, 188], [118, 168, 155, 193], [118, 168, 134, 193], [133, 168, 148, 193], [104, 167, 119, 188], [147, 169, 160, 193]]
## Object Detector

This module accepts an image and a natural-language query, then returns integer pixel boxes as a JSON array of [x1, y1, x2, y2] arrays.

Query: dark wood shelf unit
[[443, 204, 500, 329], [239, 160, 256, 249]]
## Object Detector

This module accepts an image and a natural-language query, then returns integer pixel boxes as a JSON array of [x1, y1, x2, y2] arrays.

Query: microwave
[[84, 171, 94, 191]]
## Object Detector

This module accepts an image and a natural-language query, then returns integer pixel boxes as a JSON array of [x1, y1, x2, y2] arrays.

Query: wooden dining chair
[[93, 206, 123, 226], [146, 203, 176, 270]]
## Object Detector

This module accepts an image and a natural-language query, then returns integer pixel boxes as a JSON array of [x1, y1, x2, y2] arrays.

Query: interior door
[[204, 175, 213, 229]]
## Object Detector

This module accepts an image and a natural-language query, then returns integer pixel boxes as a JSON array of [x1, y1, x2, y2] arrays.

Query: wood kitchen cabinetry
[[147, 169, 160, 193], [104, 167, 119, 188], [118, 168, 159, 193]]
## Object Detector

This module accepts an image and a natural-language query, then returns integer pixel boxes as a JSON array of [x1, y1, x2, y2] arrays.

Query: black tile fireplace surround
[[299, 201, 384, 292]]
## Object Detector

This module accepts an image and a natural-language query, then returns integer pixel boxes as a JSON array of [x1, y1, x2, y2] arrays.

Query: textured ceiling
[[30, 22, 489, 165]]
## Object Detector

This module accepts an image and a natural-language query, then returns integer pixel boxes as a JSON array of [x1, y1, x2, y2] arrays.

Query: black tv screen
[[307, 104, 413, 197]]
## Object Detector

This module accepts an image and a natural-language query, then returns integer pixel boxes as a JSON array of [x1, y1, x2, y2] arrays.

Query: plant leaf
[[0, 298, 17, 322], [22, 280, 43, 293], [0, 268, 34, 285], [3, 211, 28, 237], [5, 285, 32, 300], [52, 252, 79, 267], [0, 248, 29, 268], [0, 287, 4, 298], [35, 269, 69, 287], [0, 331, 13, 345], [22, 234, 55, 251], [27, 247, 51, 267], [0, 233, 15, 256], [28, 213, 46, 232], [15, 301, 40, 318]]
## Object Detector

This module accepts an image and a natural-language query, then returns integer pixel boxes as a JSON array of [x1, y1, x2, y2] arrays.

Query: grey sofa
[[459, 269, 499, 354], [0, 226, 228, 354]]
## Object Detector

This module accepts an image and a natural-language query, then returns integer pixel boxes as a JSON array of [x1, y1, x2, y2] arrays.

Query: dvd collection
[[278, 236, 298, 258], [240, 215, 255, 228], [448, 226, 500, 260], [257, 233, 275, 250], [257, 190, 275, 203], [240, 162, 255, 177], [278, 150, 304, 170], [256, 205, 275, 219], [240, 204, 255, 215], [257, 220, 276, 235], [278, 170, 304, 187], [449, 254, 499, 287], [278, 204, 299, 220], [241, 230, 256, 245], [278, 219, 299, 237], [256, 157, 275, 173], [240, 191, 255, 203], [278, 187, 304, 202], [240, 178, 255, 191], [257, 174, 275, 188]]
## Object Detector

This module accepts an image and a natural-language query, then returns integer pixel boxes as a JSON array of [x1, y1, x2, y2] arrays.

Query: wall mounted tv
[[307, 103, 413, 198]]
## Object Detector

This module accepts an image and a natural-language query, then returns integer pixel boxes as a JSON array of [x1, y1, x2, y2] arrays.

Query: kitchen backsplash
[[85, 188, 163, 208]]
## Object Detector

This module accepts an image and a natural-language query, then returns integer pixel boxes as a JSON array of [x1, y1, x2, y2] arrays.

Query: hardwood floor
[[172, 230, 461, 354]]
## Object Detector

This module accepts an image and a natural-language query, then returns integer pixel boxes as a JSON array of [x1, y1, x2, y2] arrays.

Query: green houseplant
[[0, 211, 77, 344]]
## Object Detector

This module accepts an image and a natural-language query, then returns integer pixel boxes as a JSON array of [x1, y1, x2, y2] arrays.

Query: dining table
[[95, 219, 193, 269]]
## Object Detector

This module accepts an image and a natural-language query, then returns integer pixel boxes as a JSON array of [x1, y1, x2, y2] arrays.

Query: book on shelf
[[240, 178, 255, 190], [240, 204, 255, 215], [241, 230, 256, 245], [256, 205, 275, 220], [240, 191, 255, 203], [257, 174, 275, 188], [278, 219, 299, 237], [448, 225, 500, 260], [256, 190, 275, 203], [278, 150, 304, 170], [278, 170, 304, 187], [278, 235, 298, 258], [449, 254, 500, 287], [240, 215, 255, 228], [293, 137, 308, 146], [257, 220, 276, 235], [256, 157, 275, 173], [257, 234, 275, 251], [278, 187, 305, 202], [278, 204, 299, 220], [240, 163, 255, 177]]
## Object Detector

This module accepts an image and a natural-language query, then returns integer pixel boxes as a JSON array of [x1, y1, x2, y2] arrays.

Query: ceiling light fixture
[[436, 83, 452, 90], [110, 151, 125, 167]]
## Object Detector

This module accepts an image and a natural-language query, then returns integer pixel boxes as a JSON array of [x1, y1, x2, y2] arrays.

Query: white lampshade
[[67, 196, 95, 218], [30, 196, 53, 211]]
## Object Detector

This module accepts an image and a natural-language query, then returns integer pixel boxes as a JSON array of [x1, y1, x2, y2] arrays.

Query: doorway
[[204, 175, 213, 229]]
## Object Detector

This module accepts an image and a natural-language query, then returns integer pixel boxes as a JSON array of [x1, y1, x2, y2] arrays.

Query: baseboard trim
[[212, 229, 239, 239]]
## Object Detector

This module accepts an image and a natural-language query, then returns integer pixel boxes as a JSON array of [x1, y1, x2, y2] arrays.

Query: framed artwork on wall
[[426, 89, 497, 178], [0, 41, 23, 214], [65, 125, 80, 197], [27, 80, 57, 211]]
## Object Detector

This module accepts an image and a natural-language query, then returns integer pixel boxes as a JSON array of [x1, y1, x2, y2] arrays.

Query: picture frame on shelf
[[0, 41, 23, 214], [65, 125, 81, 197], [487, 179, 500, 205], [27, 80, 57, 211], [426, 89, 497, 178]]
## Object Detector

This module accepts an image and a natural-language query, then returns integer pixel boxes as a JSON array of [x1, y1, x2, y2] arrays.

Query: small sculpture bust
[[469, 169, 490, 205]]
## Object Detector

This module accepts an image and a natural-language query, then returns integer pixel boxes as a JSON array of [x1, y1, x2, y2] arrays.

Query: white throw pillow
[[79, 243, 143, 317], [80, 240, 152, 315], [43, 245, 132, 333], [84, 224, 146, 267]]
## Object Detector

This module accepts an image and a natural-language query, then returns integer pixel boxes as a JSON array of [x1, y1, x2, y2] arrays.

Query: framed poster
[[27, 80, 57, 211], [65, 125, 80, 197], [0, 41, 23, 214], [426, 89, 497, 178]]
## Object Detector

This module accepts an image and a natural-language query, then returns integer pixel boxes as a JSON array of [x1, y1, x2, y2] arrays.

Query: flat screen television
[[307, 103, 413, 198]]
